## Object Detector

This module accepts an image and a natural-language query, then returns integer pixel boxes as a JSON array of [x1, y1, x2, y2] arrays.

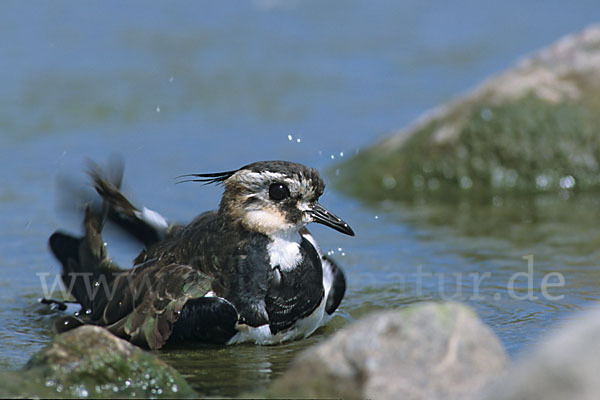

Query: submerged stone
[[269, 302, 508, 400], [0, 325, 195, 398], [337, 25, 600, 201]]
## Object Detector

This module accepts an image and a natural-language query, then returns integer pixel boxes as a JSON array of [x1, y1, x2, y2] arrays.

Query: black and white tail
[[87, 161, 171, 247]]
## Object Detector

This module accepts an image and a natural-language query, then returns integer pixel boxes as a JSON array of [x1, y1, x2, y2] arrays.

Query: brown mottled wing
[[93, 263, 213, 350]]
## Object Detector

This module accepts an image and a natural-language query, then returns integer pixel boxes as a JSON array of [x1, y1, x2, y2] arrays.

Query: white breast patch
[[267, 230, 302, 272], [227, 230, 335, 345]]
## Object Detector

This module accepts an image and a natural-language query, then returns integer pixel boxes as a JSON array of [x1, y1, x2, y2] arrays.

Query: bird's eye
[[268, 183, 290, 201]]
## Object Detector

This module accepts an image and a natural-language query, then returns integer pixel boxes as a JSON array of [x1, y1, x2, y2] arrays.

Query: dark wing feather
[[96, 263, 214, 349], [49, 207, 123, 311], [49, 204, 215, 349], [265, 237, 324, 334], [323, 255, 346, 315], [171, 297, 238, 344]]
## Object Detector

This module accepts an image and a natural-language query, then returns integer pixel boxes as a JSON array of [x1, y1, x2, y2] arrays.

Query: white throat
[[267, 228, 302, 272]]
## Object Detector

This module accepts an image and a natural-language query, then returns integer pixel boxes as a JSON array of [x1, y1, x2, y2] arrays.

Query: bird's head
[[179, 160, 354, 237]]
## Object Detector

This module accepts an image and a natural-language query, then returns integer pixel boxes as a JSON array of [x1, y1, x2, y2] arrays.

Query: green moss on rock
[[0, 326, 195, 398], [336, 25, 600, 202], [338, 94, 600, 201]]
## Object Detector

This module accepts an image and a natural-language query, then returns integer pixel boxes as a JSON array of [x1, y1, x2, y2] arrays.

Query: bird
[[47, 160, 354, 350]]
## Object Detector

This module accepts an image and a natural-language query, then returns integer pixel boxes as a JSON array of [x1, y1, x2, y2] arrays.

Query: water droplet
[[413, 174, 425, 190], [480, 107, 493, 121], [427, 178, 440, 191], [296, 138, 301, 143], [339, 151, 344, 157], [341, 252, 346, 256], [492, 196, 503, 207], [124, 380, 132, 387], [560, 189, 571, 200], [559, 175, 575, 189], [505, 170, 518, 187], [330, 154, 335, 160], [337, 247, 342, 252], [536, 174, 550, 190], [382, 175, 397, 189], [374, 215, 379, 219], [459, 176, 473, 189], [155, 106, 160, 113], [85, 308, 92, 315], [171, 384, 178, 393], [93, 281, 100, 287], [287, 134, 293, 141]]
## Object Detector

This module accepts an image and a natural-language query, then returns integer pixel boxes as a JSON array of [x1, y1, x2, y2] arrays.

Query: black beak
[[309, 203, 355, 236]]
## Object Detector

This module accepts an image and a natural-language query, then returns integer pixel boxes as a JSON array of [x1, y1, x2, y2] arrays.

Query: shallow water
[[2, 1, 600, 396]]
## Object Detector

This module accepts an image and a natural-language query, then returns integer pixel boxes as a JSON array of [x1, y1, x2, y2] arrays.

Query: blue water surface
[[1, 1, 600, 395]]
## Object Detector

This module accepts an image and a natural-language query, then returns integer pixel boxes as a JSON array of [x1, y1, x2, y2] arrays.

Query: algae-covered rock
[[338, 25, 600, 201], [0, 325, 195, 398], [269, 302, 508, 400]]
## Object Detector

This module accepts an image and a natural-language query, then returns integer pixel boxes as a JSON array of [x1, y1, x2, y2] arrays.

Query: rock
[[484, 306, 600, 400], [0, 325, 195, 398], [337, 25, 600, 200], [269, 302, 508, 400]]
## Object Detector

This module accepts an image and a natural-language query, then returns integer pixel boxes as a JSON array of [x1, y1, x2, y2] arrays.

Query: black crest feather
[[176, 169, 239, 185]]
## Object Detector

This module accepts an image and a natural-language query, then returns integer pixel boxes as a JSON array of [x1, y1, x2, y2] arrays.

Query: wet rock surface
[[337, 25, 600, 201], [485, 306, 600, 400], [269, 302, 509, 400], [0, 325, 195, 398]]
